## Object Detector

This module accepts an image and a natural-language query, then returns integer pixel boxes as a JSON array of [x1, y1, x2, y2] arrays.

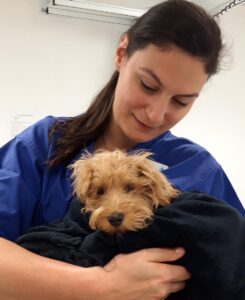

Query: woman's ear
[[115, 34, 129, 71]]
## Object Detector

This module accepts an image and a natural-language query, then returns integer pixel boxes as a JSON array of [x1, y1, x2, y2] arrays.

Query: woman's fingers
[[141, 247, 186, 263], [158, 263, 191, 282], [169, 281, 186, 293], [158, 281, 186, 300]]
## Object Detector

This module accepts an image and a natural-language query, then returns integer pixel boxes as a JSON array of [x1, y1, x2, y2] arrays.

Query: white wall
[[0, 1, 244, 205], [172, 5, 245, 204], [0, 0, 126, 140]]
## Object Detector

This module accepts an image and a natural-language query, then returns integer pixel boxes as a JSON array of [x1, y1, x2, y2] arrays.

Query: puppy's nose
[[107, 213, 124, 227]]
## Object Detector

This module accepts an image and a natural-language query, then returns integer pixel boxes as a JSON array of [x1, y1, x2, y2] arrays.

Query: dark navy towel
[[17, 192, 245, 299]]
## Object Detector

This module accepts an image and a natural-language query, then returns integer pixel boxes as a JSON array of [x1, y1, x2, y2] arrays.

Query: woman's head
[[107, 0, 223, 147]]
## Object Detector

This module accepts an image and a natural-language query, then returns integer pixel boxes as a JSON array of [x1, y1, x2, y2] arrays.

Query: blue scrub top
[[0, 116, 244, 241]]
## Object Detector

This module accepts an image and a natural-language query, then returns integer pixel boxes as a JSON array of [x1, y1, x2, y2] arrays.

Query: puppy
[[70, 150, 179, 235]]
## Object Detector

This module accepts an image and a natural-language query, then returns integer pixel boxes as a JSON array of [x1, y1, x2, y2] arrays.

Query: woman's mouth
[[132, 114, 154, 131]]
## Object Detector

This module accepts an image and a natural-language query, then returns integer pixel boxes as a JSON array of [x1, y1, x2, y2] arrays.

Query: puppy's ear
[[133, 152, 179, 207], [147, 168, 180, 207], [69, 155, 93, 202]]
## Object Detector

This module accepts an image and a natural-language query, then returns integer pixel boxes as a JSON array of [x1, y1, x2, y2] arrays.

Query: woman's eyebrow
[[174, 92, 199, 98], [139, 67, 199, 98], [139, 67, 163, 86]]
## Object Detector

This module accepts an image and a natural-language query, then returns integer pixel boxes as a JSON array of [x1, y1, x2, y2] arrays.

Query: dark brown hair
[[48, 0, 223, 167]]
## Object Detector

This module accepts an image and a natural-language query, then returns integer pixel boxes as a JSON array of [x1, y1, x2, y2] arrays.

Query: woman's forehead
[[128, 45, 208, 94]]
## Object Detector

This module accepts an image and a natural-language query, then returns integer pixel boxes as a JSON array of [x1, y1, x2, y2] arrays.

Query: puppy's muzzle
[[107, 212, 124, 227]]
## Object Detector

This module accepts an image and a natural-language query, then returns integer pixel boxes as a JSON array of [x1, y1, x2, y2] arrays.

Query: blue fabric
[[0, 116, 244, 241]]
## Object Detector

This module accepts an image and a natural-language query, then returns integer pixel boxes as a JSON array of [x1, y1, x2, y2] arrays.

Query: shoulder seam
[[197, 159, 220, 190]]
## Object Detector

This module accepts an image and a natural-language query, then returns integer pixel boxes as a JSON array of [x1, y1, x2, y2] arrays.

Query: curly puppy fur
[[70, 150, 179, 235]]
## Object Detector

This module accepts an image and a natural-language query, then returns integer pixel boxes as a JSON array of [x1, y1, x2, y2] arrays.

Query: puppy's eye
[[124, 184, 135, 193], [97, 187, 105, 196]]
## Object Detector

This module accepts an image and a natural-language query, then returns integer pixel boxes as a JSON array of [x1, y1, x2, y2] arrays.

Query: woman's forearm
[[0, 238, 104, 300]]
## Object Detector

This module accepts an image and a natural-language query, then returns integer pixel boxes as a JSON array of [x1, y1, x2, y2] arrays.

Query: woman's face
[[109, 37, 208, 148]]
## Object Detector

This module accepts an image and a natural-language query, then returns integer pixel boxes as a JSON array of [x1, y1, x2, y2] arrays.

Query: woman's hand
[[97, 247, 191, 300]]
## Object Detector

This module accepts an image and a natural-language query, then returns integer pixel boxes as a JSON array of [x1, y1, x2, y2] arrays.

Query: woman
[[0, 0, 244, 299]]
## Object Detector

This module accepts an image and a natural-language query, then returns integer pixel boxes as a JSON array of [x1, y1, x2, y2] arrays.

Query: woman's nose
[[145, 97, 169, 125]]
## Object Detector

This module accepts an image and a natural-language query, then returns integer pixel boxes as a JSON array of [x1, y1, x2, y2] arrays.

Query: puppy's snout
[[107, 212, 124, 227]]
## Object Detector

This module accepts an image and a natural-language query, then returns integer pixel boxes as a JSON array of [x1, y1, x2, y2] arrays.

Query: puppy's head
[[70, 150, 179, 234]]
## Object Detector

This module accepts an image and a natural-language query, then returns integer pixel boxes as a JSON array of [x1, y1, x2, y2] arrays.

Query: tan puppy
[[70, 150, 179, 235]]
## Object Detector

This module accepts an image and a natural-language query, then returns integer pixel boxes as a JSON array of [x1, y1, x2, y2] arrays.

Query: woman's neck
[[94, 127, 136, 152]]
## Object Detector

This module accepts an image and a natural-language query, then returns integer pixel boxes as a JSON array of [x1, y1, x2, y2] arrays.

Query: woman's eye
[[140, 80, 157, 93], [173, 98, 188, 107]]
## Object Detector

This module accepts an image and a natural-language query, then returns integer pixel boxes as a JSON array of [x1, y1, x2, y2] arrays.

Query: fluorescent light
[[41, 0, 146, 25]]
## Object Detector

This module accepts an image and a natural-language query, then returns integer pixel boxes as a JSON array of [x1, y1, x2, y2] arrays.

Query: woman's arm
[[0, 238, 189, 300], [0, 238, 102, 300]]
